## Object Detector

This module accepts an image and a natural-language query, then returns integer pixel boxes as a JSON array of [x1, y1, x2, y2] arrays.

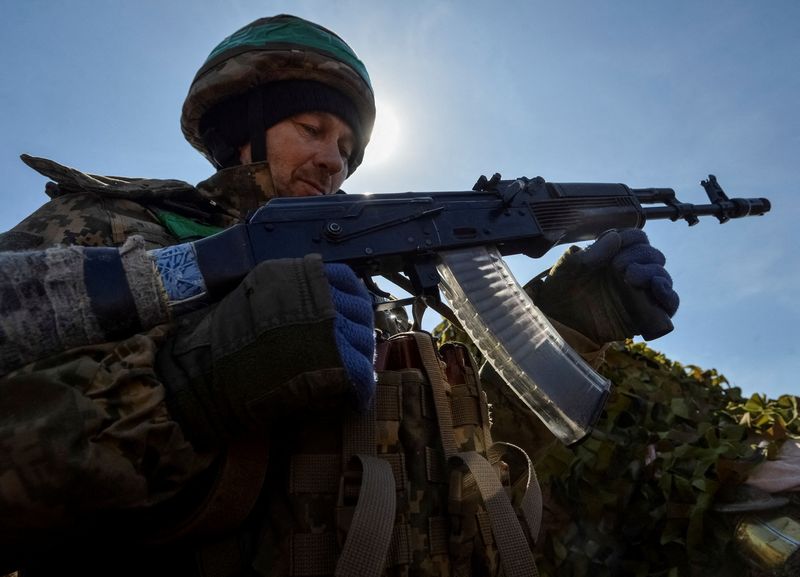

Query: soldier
[[0, 14, 678, 577]]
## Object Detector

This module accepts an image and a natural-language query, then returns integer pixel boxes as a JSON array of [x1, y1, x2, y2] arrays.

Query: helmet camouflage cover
[[182, 14, 375, 173]]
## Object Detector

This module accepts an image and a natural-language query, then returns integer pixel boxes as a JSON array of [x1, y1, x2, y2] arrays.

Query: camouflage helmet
[[181, 14, 375, 174]]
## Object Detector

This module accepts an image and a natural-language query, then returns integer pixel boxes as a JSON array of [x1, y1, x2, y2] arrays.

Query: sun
[[366, 100, 401, 165]]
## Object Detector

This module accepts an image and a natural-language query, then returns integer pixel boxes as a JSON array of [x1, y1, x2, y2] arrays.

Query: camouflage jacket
[[0, 155, 300, 572]]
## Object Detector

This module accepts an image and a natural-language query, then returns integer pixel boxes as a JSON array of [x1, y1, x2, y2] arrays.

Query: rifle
[[196, 173, 767, 316], [0, 173, 770, 443]]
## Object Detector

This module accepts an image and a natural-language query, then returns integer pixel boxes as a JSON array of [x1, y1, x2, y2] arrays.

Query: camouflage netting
[[432, 320, 799, 577]]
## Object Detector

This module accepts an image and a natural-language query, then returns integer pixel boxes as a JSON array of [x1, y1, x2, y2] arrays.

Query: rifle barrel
[[643, 197, 771, 224]]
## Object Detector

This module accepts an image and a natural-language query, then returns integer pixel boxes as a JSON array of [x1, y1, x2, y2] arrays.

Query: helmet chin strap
[[248, 89, 267, 163]]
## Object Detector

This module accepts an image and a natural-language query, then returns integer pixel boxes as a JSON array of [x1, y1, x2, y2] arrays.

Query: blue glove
[[602, 229, 679, 317], [324, 264, 376, 410], [527, 229, 679, 342]]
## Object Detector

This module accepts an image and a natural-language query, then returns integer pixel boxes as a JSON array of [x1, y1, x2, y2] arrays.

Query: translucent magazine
[[437, 246, 610, 445]]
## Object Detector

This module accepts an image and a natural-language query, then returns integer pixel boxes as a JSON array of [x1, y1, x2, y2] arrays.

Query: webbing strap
[[387, 523, 412, 565], [451, 451, 539, 577], [490, 442, 543, 543], [335, 455, 397, 577], [465, 345, 495, 448], [343, 404, 377, 460], [411, 332, 457, 458], [291, 533, 337, 576], [451, 393, 481, 426]]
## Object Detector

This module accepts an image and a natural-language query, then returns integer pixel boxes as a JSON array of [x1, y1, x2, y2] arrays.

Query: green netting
[[432, 319, 799, 576]]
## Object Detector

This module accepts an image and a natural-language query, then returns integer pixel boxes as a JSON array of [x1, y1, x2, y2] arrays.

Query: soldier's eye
[[299, 123, 320, 136]]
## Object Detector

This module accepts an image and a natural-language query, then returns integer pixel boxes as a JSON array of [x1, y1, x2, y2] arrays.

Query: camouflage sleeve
[[548, 318, 610, 368], [0, 192, 215, 539], [0, 192, 175, 251], [0, 324, 216, 533]]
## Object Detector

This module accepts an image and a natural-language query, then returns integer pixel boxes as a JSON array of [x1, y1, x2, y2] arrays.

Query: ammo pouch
[[247, 331, 542, 577]]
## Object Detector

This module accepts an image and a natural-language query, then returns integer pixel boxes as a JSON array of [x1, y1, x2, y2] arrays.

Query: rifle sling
[[490, 441, 544, 543], [411, 332, 458, 458], [336, 389, 397, 576], [413, 331, 539, 576], [334, 455, 396, 577], [450, 451, 539, 577]]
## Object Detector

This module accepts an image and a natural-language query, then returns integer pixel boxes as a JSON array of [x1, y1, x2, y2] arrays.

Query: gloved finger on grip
[[325, 263, 374, 325], [335, 314, 376, 359], [325, 262, 377, 412], [613, 244, 666, 275], [329, 284, 374, 326], [623, 262, 672, 289], [334, 323, 376, 411]]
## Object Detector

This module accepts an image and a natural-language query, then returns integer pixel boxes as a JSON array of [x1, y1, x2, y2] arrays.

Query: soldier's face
[[240, 111, 354, 197]]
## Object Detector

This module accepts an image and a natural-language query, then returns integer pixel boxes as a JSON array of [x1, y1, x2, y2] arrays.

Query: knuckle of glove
[[623, 262, 669, 289], [324, 263, 369, 297], [330, 286, 374, 326], [621, 264, 679, 320], [618, 228, 649, 247], [336, 314, 376, 358], [576, 231, 622, 270], [652, 276, 680, 317], [325, 263, 375, 337], [612, 244, 666, 275]]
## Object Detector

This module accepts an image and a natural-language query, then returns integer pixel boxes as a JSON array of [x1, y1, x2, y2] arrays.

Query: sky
[[1, 1, 797, 399]]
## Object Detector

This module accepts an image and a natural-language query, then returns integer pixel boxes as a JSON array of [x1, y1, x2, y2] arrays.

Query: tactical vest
[[176, 332, 542, 577]]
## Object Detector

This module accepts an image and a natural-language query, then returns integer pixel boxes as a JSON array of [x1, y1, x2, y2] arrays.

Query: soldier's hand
[[158, 255, 375, 446], [324, 263, 376, 411], [526, 229, 679, 343]]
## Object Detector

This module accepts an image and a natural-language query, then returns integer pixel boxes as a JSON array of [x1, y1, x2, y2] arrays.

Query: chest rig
[[245, 331, 542, 577]]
